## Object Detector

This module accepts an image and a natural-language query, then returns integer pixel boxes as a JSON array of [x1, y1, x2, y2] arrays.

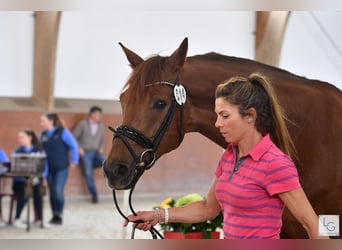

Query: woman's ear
[[246, 108, 257, 124]]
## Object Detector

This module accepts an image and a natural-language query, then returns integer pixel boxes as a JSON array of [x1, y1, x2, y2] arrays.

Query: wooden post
[[255, 11, 290, 67], [32, 11, 61, 111]]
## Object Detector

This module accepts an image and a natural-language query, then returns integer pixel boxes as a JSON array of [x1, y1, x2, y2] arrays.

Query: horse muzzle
[[102, 159, 137, 190]]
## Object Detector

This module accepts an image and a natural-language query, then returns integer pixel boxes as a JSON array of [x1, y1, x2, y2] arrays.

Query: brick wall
[[0, 111, 223, 198]]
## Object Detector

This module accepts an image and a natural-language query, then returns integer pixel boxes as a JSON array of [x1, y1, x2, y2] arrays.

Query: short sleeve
[[264, 156, 301, 196]]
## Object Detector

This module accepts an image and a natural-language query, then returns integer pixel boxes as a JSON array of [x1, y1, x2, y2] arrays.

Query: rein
[[109, 74, 186, 239]]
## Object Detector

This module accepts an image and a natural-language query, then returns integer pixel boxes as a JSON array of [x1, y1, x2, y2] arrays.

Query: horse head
[[103, 38, 190, 190]]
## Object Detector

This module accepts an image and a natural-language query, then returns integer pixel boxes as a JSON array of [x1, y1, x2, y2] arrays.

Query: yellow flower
[[160, 204, 172, 209], [161, 197, 173, 205], [158, 197, 174, 208]]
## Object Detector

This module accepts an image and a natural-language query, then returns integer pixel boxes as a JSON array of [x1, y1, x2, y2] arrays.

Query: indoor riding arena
[[0, 8, 341, 247]]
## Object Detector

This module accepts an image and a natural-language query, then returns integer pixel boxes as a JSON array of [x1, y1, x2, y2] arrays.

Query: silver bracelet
[[164, 208, 169, 224], [155, 207, 161, 223]]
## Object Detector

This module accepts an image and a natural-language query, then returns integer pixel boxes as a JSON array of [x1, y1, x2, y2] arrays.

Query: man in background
[[73, 106, 106, 204]]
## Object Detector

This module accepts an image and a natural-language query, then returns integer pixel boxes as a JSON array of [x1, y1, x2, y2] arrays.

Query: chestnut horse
[[103, 38, 342, 238]]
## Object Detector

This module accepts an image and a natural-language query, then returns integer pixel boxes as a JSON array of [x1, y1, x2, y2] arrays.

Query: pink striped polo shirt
[[215, 134, 301, 239]]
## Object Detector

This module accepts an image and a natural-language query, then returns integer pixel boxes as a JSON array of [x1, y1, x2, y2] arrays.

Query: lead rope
[[112, 186, 163, 239], [128, 184, 163, 239]]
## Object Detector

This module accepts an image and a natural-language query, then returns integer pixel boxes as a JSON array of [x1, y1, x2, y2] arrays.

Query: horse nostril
[[113, 163, 130, 177], [103, 161, 133, 189]]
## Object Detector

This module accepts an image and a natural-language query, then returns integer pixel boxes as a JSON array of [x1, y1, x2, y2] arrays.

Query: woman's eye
[[153, 100, 166, 110]]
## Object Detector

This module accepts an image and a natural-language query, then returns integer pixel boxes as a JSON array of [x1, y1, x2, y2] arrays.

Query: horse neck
[[186, 105, 227, 148], [181, 56, 246, 149], [181, 54, 275, 148]]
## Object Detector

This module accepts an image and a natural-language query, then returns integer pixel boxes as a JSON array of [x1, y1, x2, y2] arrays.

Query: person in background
[[40, 113, 79, 225], [123, 73, 327, 239], [12, 129, 49, 229], [0, 148, 9, 227], [0, 149, 8, 162], [73, 106, 106, 204]]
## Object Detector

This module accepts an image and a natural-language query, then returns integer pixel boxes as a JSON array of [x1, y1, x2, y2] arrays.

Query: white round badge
[[174, 85, 186, 105]]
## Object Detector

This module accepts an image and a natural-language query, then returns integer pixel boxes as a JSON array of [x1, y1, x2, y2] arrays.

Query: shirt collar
[[227, 134, 273, 161], [249, 134, 273, 161]]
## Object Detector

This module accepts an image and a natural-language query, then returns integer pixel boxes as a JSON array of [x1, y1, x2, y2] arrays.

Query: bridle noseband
[[108, 74, 186, 239]]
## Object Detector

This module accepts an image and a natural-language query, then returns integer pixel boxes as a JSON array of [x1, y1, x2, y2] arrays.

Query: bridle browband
[[108, 74, 186, 239]]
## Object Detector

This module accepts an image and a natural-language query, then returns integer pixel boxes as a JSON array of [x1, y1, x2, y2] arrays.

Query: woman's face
[[40, 115, 53, 129], [17, 131, 31, 147], [214, 97, 250, 144]]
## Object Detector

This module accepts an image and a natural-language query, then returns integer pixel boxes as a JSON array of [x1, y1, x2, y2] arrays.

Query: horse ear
[[169, 37, 188, 71], [119, 42, 144, 68]]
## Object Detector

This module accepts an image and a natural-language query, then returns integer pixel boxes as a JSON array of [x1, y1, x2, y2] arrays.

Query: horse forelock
[[132, 55, 167, 87], [119, 55, 169, 107]]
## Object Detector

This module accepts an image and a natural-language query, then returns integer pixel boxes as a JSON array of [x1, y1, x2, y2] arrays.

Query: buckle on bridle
[[137, 149, 156, 169]]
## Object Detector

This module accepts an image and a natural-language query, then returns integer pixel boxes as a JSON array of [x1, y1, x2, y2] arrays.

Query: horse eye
[[153, 100, 167, 110]]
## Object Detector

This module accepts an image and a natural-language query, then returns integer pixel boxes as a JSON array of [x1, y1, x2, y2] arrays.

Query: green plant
[[153, 193, 223, 239]]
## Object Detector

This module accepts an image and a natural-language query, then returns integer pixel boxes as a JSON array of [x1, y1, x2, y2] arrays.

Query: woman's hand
[[123, 210, 159, 231]]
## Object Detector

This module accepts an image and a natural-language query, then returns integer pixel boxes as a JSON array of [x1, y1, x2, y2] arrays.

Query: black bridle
[[108, 74, 185, 239]]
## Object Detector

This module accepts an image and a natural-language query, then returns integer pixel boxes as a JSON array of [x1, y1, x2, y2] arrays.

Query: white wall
[[54, 11, 255, 100], [0, 11, 34, 97], [0, 11, 255, 100], [0, 11, 341, 100], [280, 11, 342, 89]]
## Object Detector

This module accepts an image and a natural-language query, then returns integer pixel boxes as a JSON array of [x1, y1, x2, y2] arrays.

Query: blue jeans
[[47, 168, 68, 216], [81, 151, 105, 200]]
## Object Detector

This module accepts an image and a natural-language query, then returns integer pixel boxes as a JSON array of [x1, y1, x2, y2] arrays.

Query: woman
[[0, 148, 9, 227], [0, 149, 8, 162], [124, 73, 326, 239], [40, 113, 79, 225], [12, 129, 48, 229]]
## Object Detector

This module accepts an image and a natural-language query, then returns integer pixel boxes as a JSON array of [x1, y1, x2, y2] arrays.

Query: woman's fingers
[[124, 211, 156, 231], [134, 221, 152, 231]]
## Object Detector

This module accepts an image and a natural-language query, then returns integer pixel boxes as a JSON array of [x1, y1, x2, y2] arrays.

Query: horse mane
[[188, 52, 308, 81]]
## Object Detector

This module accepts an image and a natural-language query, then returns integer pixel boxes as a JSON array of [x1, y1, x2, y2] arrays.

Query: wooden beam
[[32, 11, 61, 111], [255, 11, 290, 67]]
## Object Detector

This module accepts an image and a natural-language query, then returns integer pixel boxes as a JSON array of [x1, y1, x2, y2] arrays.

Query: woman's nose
[[214, 118, 221, 128]]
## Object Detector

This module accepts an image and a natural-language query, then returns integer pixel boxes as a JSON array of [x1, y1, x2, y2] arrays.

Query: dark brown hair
[[45, 113, 65, 128], [22, 129, 41, 151], [215, 73, 296, 158]]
